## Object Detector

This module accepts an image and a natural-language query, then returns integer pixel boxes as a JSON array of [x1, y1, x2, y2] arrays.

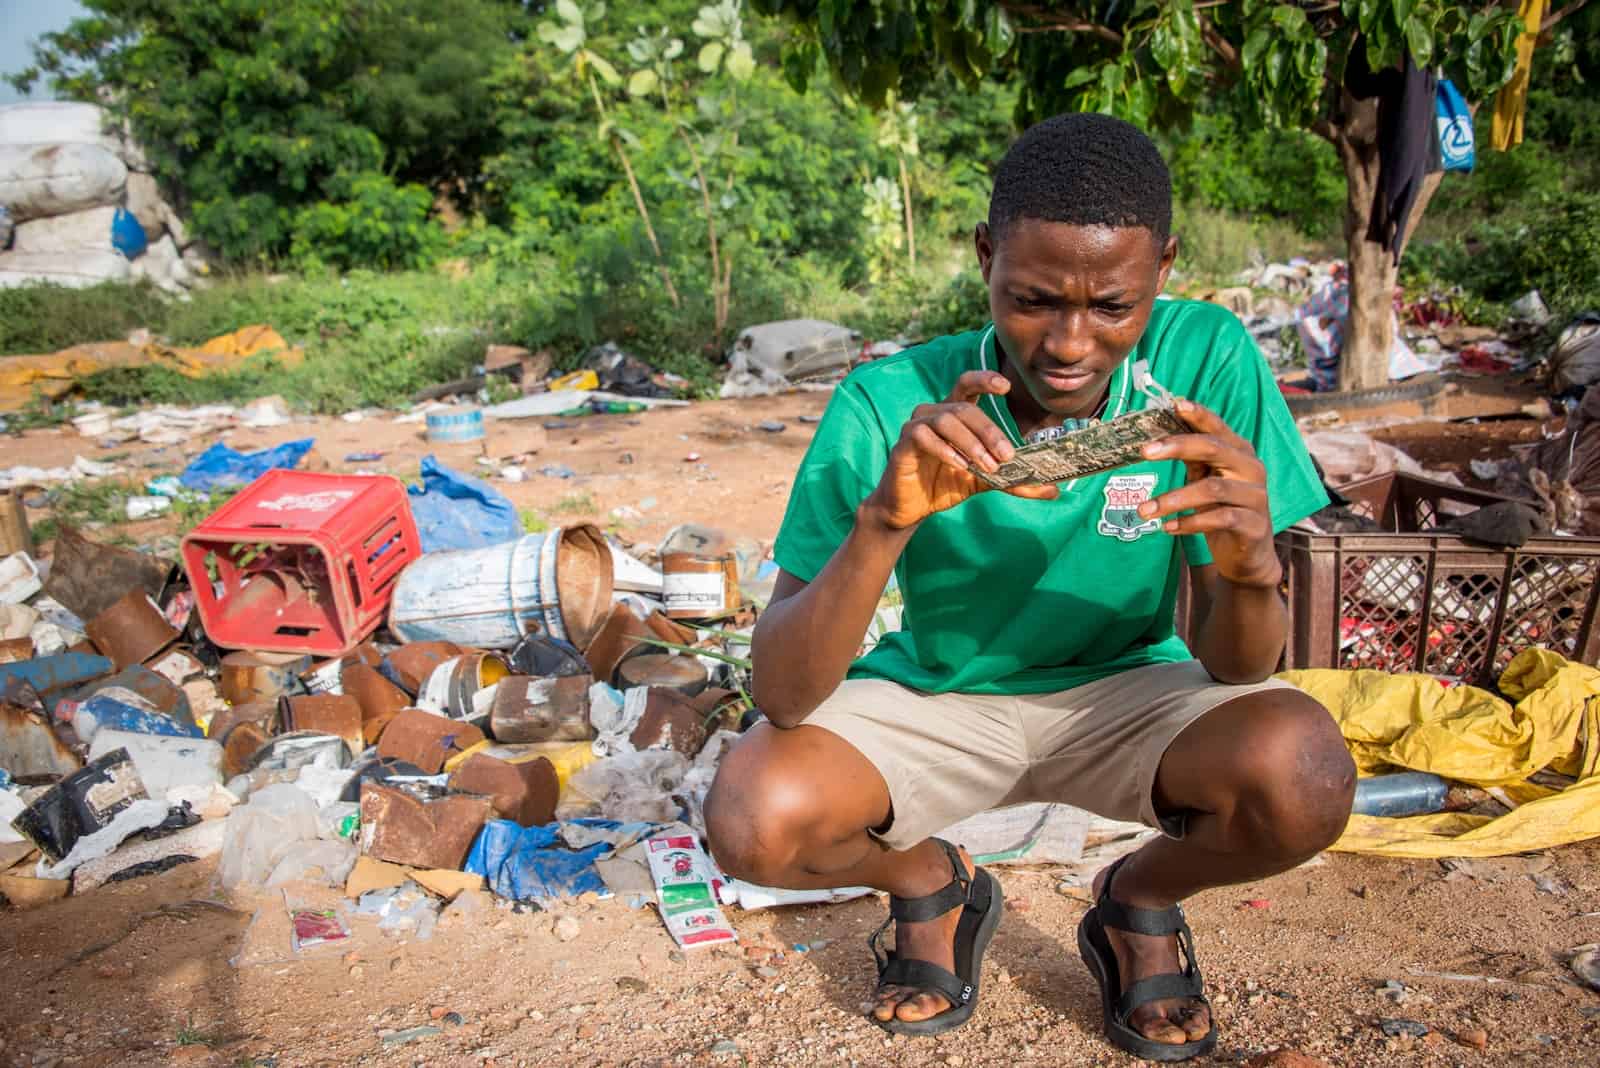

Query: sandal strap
[[1116, 972, 1206, 1023], [878, 957, 973, 1010], [888, 837, 972, 924], [1096, 855, 1187, 937]]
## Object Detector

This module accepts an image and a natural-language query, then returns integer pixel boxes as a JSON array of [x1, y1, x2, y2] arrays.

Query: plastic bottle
[[1351, 772, 1449, 818]]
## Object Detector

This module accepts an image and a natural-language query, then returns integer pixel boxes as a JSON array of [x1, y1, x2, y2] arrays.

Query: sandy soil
[[1, 400, 1596, 1068]]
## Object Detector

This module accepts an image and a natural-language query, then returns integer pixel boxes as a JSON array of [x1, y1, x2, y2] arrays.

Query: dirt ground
[[1, 396, 1597, 1068]]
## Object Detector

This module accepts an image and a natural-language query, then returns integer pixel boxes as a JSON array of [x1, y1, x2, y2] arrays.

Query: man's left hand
[[1136, 398, 1282, 589]]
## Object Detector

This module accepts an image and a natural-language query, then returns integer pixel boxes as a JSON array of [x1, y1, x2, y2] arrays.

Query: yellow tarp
[[0, 325, 304, 411], [1282, 648, 1600, 858]]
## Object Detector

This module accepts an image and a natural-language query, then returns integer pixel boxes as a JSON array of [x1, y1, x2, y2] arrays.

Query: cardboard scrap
[[343, 854, 485, 902]]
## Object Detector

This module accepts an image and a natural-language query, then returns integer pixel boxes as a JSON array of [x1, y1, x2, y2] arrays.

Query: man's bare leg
[[704, 721, 976, 1023], [1090, 689, 1356, 1045]]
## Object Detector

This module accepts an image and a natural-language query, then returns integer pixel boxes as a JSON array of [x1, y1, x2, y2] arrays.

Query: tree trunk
[[898, 154, 916, 272], [1326, 91, 1442, 392]]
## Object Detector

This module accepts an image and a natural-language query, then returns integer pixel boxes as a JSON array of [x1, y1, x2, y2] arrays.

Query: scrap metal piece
[[487, 675, 593, 743], [972, 407, 1188, 489], [375, 709, 485, 774], [280, 694, 364, 758], [84, 588, 179, 671], [629, 688, 710, 757], [358, 783, 494, 870], [42, 525, 175, 623], [446, 753, 558, 827], [219, 650, 312, 705]]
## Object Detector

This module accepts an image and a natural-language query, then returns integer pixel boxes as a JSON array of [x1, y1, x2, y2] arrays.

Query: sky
[[0, 0, 88, 105]]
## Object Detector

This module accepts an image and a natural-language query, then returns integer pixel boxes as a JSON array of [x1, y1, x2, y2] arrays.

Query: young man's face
[[976, 219, 1178, 422]]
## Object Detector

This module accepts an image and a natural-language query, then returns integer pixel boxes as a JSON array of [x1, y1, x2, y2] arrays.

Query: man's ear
[[975, 222, 995, 284], [1155, 234, 1178, 292]]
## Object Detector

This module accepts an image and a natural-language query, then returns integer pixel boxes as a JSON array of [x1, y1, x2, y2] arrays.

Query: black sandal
[[867, 837, 1004, 1036], [1076, 855, 1218, 1062]]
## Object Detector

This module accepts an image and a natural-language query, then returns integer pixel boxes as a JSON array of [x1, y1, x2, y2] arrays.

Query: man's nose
[[1042, 310, 1096, 363]]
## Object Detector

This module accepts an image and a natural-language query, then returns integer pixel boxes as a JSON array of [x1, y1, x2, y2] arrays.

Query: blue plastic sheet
[[179, 438, 315, 491], [466, 818, 641, 901], [406, 455, 521, 553]]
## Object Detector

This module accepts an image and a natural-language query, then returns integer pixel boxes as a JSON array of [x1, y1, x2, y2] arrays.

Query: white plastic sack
[[88, 730, 223, 799], [219, 783, 320, 891], [0, 103, 143, 165], [0, 142, 127, 221], [130, 234, 190, 293], [11, 206, 117, 254], [0, 249, 131, 289]]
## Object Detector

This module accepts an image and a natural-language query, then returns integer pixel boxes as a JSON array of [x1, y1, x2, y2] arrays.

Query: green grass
[[519, 507, 548, 533], [552, 492, 595, 515]]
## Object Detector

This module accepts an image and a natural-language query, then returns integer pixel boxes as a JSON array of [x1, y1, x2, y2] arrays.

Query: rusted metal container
[[446, 752, 559, 827], [661, 552, 740, 620], [0, 490, 33, 558], [342, 664, 410, 745], [280, 694, 365, 758], [487, 674, 593, 743], [614, 652, 709, 696], [379, 641, 464, 696], [84, 588, 179, 671], [629, 688, 710, 757], [375, 708, 486, 774], [359, 782, 494, 869], [584, 603, 698, 683]]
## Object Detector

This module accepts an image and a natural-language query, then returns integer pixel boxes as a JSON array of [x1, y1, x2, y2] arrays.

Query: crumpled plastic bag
[[464, 817, 632, 900], [1283, 648, 1600, 857], [179, 438, 314, 491], [405, 455, 521, 553]]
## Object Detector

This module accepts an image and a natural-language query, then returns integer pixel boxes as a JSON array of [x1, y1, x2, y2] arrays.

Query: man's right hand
[[861, 370, 1060, 530]]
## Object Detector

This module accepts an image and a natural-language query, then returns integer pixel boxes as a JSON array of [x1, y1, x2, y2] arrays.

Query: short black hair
[[988, 113, 1172, 245]]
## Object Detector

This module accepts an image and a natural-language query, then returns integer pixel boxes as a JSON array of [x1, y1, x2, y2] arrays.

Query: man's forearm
[[1192, 579, 1288, 684], [751, 503, 915, 727]]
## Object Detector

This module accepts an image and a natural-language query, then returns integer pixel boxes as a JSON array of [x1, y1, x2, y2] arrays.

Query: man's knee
[[703, 734, 826, 886], [1225, 691, 1355, 858]]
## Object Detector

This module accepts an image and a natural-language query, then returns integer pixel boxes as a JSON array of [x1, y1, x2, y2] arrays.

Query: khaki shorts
[[806, 659, 1292, 852]]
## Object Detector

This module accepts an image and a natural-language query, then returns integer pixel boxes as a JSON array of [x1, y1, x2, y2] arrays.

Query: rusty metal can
[[488, 674, 593, 743], [84, 588, 179, 671], [613, 651, 709, 696], [661, 552, 740, 620], [342, 664, 411, 745]]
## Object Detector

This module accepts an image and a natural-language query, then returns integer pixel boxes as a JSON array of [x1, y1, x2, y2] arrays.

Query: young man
[[704, 113, 1356, 1061]]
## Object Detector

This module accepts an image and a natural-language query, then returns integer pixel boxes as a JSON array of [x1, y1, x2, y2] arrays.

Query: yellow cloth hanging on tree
[[1492, 0, 1547, 150], [1280, 648, 1600, 858]]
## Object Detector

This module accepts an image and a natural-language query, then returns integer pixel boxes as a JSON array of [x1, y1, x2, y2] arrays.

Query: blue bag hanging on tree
[[1435, 78, 1475, 173], [109, 207, 148, 260]]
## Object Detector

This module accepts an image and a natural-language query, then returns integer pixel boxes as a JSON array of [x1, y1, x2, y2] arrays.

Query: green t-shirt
[[772, 298, 1329, 695]]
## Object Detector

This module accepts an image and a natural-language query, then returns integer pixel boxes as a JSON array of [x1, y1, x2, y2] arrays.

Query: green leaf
[[1062, 65, 1097, 90], [1241, 29, 1270, 71], [727, 41, 755, 80], [1392, 0, 1418, 24], [548, 25, 585, 54], [698, 41, 725, 73], [1266, 42, 1287, 88], [1151, 24, 1178, 71], [591, 1, 606, 21], [555, 0, 583, 27], [588, 52, 622, 86], [627, 68, 659, 97], [1404, 18, 1433, 66], [664, 38, 684, 61]]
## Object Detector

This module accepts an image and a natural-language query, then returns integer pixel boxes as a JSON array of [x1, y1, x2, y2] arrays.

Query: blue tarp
[[179, 438, 315, 491], [406, 455, 521, 553], [463, 818, 666, 901]]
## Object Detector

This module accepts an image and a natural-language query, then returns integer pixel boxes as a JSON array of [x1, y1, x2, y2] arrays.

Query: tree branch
[[999, 2, 1123, 43], [1196, 13, 1240, 68], [1541, 0, 1590, 31]]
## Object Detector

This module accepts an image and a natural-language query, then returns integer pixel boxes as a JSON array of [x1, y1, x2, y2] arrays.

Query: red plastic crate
[[181, 470, 421, 656]]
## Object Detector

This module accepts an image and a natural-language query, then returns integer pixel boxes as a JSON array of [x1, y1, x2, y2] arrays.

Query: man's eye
[[1097, 302, 1132, 314], [1015, 294, 1046, 308]]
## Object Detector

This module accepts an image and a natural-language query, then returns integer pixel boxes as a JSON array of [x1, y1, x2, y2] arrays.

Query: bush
[[0, 281, 171, 355], [289, 173, 445, 271], [1164, 112, 1344, 240]]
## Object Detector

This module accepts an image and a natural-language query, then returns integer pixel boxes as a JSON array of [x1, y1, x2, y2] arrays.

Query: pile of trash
[[1209, 259, 1549, 389], [0, 102, 204, 293], [0, 454, 1141, 958]]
